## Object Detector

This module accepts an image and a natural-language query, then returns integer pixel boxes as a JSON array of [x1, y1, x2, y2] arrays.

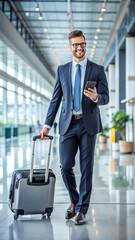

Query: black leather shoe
[[75, 212, 86, 225], [65, 203, 76, 219]]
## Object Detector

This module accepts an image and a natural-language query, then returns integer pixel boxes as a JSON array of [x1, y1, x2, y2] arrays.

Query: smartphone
[[85, 81, 97, 90]]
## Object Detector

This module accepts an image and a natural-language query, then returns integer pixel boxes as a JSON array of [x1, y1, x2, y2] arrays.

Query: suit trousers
[[59, 117, 96, 214]]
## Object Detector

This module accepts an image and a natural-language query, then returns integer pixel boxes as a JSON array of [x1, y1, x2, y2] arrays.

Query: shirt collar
[[73, 58, 87, 67]]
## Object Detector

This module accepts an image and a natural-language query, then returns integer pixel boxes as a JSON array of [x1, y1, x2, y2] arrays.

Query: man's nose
[[77, 45, 82, 49]]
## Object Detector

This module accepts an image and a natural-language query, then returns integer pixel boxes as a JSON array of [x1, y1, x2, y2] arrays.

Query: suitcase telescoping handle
[[30, 135, 53, 183], [33, 135, 53, 141]]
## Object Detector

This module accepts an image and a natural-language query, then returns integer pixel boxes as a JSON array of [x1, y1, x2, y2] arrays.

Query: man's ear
[[68, 45, 71, 51]]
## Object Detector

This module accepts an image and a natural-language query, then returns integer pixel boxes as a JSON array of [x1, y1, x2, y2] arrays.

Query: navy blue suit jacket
[[45, 59, 109, 136]]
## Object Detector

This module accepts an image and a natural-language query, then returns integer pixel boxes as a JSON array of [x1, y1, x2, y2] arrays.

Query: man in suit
[[39, 30, 109, 225]]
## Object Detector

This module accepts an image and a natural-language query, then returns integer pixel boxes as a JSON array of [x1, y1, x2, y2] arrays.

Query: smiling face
[[68, 36, 86, 62]]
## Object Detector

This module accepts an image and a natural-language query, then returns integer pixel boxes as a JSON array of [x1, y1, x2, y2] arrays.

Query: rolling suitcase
[[9, 135, 56, 220]]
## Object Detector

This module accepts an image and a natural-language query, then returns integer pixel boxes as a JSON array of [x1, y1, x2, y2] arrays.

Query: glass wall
[[0, 40, 53, 130], [0, 79, 3, 123], [25, 91, 30, 125], [0, 40, 53, 95], [0, 87, 3, 123], [18, 88, 24, 124], [7, 83, 15, 124], [32, 94, 36, 125], [0, 75, 51, 128]]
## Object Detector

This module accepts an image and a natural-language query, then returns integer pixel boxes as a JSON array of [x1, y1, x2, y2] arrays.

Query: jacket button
[[71, 109, 73, 111]]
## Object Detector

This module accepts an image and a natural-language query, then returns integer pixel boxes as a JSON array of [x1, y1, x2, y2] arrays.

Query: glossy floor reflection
[[0, 135, 135, 240]]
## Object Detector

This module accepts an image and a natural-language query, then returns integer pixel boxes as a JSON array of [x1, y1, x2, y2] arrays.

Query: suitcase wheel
[[14, 214, 18, 220]]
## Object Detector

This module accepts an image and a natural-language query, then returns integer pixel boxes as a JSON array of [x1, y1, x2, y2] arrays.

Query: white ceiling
[[4, 0, 122, 74]]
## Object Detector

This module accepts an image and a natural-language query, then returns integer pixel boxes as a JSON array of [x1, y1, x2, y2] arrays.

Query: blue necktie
[[73, 64, 81, 112]]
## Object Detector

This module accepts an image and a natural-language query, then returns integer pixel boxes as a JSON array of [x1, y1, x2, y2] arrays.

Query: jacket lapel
[[68, 61, 72, 98], [83, 59, 93, 91]]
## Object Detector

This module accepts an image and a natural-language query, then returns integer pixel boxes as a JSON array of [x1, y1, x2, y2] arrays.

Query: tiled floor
[[0, 134, 135, 240]]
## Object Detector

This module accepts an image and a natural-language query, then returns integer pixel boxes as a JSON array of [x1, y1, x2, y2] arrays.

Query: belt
[[72, 114, 83, 119]]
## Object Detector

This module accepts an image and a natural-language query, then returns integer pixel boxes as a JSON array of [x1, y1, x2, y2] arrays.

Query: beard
[[73, 50, 86, 59]]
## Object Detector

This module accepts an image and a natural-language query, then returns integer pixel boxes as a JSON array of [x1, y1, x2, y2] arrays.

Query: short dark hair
[[68, 30, 85, 43]]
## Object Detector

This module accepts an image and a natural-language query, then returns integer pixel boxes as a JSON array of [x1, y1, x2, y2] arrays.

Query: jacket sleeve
[[97, 66, 109, 105], [45, 66, 62, 127]]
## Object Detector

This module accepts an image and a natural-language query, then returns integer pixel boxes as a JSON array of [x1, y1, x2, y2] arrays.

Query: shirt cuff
[[93, 97, 98, 103], [44, 124, 51, 130]]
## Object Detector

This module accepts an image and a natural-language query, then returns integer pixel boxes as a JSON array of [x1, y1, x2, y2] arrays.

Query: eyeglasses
[[71, 42, 86, 48]]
